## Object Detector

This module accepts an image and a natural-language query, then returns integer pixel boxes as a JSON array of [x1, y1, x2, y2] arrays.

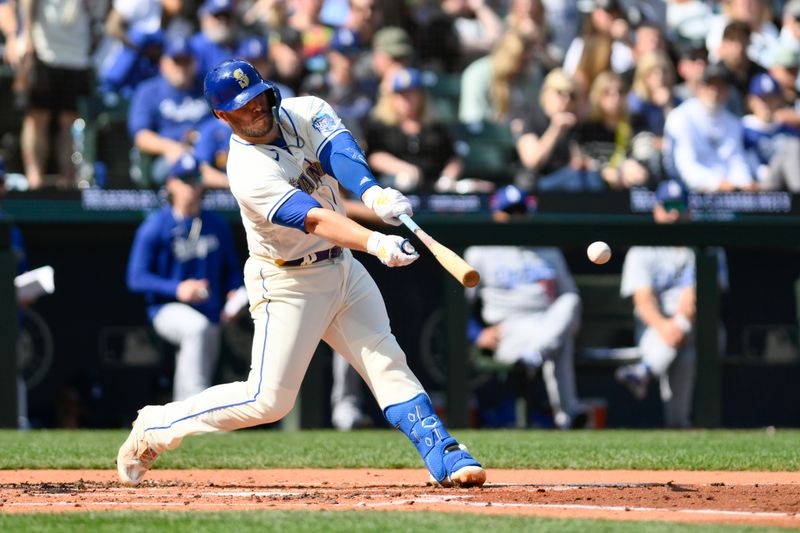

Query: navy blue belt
[[278, 246, 343, 267]]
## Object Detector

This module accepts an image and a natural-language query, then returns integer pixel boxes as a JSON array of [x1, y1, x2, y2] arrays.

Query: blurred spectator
[[190, 0, 242, 80], [715, 21, 766, 116], [541, 0, 582, 64], [242, 0, 290, 34], [563, 0, 634, 96], [458, 30, 544, 126], [440, 0, 503, 67], [628, 50, 676, 139], [269, 26, 309, 94], [287, 0, 334, 71], [673, 38, 709, 103], [370, 26, 413, 93], [464, 185, 586, 430], [126, 154, 243, 402], [767, 46, 800, 104], [363, 67, 462, 193], [515, 68, 603, 192], [576, 71, 649, 190], [1, 0, 21, 69], [663, 63, 755, 191], [706, 0, 779, 69], [301, 27, 373, 142], [94, 0, 178, 100], [665, 0, 713, 45], [742, 73, 800, 191], [235, 35, 296, 98], [620, 21, 666, 88], [342, 0, 380, 44], [406, 0, 461, 73], [627, 50, 678, 177], [193, 117, 231, 189], [127, 36, 211, 185], [779, 0, 800, 53], [16, 0, 101, 189], [616, 180, 729, 428]]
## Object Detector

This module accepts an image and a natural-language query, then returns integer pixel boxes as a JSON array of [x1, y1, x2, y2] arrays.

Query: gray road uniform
[[464, 246, 583, 428], [620, 246, 728, 427]]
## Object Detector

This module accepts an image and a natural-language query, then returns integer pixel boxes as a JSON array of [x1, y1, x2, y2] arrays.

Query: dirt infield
[[1, 469, 799, 528]]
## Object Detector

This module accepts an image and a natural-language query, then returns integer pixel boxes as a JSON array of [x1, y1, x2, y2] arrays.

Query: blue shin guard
[[384, 393, 482, 485]]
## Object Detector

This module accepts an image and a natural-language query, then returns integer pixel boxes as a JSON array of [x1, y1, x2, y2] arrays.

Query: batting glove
[[367, 232, 419, 267], [362, 186, 413, 226]]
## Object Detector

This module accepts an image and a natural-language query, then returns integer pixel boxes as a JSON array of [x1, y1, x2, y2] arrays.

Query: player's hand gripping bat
[[398, 214, 480, 288]]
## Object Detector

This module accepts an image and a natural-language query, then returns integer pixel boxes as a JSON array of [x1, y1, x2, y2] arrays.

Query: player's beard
[[239, 107, 275, 138]]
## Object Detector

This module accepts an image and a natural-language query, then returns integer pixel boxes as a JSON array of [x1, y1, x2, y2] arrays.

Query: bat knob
[[400, 239, 416, 255]]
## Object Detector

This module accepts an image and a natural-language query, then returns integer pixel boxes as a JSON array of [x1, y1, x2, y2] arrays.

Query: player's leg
[[152, 303, 221, 401], [330, 351, 370, 430], [20, 108, 50, 189], [661, 343, 696, 428], [118, 263, 340, 484], [544, 337, 587, 429], [323, 257, 485, 487]]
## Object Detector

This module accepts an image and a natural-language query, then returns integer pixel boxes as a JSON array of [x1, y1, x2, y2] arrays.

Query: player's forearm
[[305, 207, 373, 252], [632, 288, 669, 328], [134, 130, 184, 157]]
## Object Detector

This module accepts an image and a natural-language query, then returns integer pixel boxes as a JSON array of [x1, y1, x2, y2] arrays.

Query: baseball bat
[[398, 214, 480, 288]]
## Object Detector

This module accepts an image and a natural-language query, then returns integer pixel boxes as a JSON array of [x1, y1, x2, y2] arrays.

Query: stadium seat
[[452, 121, 517, 185]]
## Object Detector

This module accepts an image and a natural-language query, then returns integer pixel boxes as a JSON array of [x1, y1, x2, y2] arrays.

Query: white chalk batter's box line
[[8, 489, 800, 519]]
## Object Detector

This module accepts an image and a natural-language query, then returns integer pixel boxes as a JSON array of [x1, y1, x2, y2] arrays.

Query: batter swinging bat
[[398, 214, 480, 288]]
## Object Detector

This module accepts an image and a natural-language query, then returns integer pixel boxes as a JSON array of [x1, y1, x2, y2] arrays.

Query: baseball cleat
[[116, 409, 159, 486], [427, 443, 486, 488], [615, 363, 650, 401]]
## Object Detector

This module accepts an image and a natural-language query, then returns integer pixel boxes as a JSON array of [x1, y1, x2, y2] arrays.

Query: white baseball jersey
[[227, 96, 351, 263]]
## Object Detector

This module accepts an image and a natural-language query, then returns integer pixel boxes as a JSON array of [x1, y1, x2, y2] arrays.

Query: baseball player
[[616, 180, 728, 427], [126, 154, 243, 402], [117, 59, 485, 488], [464, 185, 586, 430]]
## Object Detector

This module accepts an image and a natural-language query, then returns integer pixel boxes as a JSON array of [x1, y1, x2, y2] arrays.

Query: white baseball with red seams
[[587, 241, 612, 265]]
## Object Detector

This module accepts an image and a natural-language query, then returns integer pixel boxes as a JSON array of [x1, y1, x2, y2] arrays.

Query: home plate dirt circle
[[1, 469, 799, 528]]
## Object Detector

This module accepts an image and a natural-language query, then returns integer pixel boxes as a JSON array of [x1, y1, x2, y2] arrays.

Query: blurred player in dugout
[[615, 180, 728, 428], [126, 154, 244, 401], [464, 185, 587, 430]]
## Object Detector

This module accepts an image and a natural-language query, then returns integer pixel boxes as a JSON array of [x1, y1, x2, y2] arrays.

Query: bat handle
[[398, 213, 420, 233]]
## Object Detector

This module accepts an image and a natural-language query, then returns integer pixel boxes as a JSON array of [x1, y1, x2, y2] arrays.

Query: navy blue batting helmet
[[203, 59, 281, 112]]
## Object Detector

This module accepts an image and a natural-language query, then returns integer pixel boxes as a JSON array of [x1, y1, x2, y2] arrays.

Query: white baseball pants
[[139, 251, 424, 452]]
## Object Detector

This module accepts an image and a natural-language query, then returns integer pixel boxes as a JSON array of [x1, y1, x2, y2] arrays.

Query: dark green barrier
[[0, 221, 18, 427]]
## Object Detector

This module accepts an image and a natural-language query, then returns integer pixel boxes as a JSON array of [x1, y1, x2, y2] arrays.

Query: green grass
[[0, 511, 789, 533], [0, 428, 798, 471]]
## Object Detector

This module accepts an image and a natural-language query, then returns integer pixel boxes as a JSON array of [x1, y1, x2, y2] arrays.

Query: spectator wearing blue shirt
[[194, 117, 232, 189], [99, 29, 164, 101], [126, 154, 243, 401], [190, 0, 240, 81], [128, 36, 211, 186], [742, 73, 800, 191]]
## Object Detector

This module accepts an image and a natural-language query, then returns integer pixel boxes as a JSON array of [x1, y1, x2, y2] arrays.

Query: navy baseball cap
[[200, 0, 234, 16], [329, 28, 362, 56], [748, 73, 782, 97], [236, 37, 268, 61], [168, 154, 203, 183], [490, 185, 528, 213], [391, 68, 425, 93], [655, 180, 688, 211], [164, 36, 193, 59]]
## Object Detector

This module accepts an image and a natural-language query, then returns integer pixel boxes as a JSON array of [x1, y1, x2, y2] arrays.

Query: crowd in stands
[[0, 0, 798, 194]]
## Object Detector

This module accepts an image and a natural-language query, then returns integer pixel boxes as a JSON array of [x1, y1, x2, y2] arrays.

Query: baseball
[[587, 241, 612, 265]]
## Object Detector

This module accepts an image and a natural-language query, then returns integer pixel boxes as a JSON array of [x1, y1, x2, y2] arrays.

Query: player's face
[[219, 92, 277, 141]]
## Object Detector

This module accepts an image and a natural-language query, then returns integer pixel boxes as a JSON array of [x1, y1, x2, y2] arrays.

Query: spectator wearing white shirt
[[663, 63, 756, 192], [705, 0, 779, 69]]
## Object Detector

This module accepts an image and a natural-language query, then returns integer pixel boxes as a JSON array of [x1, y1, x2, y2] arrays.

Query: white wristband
[[361, 185, 382, 210], [673, 313, 692, 333], [366, 231, 385, 257]]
